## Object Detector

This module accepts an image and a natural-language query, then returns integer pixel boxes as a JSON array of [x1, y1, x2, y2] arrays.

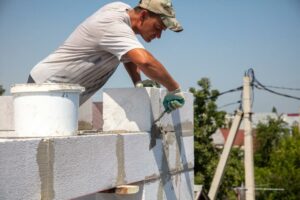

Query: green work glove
[[163, 88, 185, 113], [135, 79, 161, 88]]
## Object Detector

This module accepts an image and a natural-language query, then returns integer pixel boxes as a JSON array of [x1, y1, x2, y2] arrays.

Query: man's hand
[[135, 79, 161, 88], [163, 88, 185, 113]]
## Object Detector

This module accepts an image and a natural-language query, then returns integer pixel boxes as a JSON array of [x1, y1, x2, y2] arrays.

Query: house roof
[[287, 113, 300, 117], [220, 128, 245, 146]]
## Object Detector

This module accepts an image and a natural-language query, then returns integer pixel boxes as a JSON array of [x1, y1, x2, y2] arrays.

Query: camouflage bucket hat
[[138, 0, 183, 32]]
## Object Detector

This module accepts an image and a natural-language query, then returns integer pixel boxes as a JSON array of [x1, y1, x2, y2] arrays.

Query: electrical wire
[[200, 68, 300, 112], [254, 83, 300, 100], [260, 85, 300, 91], [218, 100, 241, 109], [206, 86, 243, 100], [247, 68, 300, 100]]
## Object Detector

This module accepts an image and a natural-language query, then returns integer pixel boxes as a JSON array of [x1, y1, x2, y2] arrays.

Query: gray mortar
[[37, 139, 55, 200], [116, 134, 126, 185]]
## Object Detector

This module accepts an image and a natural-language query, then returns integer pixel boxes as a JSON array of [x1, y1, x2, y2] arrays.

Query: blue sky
[[1, 0, 300, 114]]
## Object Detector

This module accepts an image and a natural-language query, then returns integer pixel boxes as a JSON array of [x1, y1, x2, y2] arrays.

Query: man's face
[[139, 11, 167, 43]]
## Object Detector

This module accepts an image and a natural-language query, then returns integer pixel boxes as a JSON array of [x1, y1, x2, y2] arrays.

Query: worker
[[27, 0, 185, 113]]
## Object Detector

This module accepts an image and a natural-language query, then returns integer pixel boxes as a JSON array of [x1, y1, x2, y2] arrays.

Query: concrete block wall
[[0, 96, 14, 131], [0, 88, 194, 200], [103, 88, 193, 132], [78, 171, 194, 200], [0, 138, 42, 200], [78, 98, 93, 130], [92, 102, 103, 130]]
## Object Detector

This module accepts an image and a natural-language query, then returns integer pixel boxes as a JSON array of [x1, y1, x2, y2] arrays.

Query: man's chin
[[142, 36, 153, 43], [145, 38, 152, 43]]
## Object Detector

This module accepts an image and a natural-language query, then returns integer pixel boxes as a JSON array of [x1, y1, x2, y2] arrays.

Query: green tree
[[190, 78, 244, 198], [0, 85, 5, 96], [255, 118, 299, 200], [271, 106, 277, 114], [254, 117, 289, 167]]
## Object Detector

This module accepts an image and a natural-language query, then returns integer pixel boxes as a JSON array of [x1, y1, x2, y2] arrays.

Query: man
[[28, 0, 185, 113]]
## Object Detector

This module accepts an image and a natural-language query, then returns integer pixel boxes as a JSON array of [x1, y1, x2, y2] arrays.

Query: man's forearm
[[125, 48, 179, 91], [124, 62, 142, 86], [138, 60, 179, 91]]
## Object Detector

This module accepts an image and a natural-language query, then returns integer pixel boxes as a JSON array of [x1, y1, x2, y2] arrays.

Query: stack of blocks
[[0, 88, 194, 200]]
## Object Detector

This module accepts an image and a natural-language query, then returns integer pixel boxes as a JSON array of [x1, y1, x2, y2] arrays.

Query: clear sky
[[1, 0, 300, 114]]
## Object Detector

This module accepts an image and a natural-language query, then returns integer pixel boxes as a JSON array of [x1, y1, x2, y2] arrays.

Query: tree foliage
[[255, 118, 300, 200], [254, 117, 289, 167], [0, 85, 5, 96], [190, 78, 244, 198]]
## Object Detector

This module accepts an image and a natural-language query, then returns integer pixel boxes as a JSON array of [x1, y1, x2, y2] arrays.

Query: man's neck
[[127, 9, 139, 34]]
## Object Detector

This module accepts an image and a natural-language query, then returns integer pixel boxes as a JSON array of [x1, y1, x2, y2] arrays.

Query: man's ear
[[139, 9, 149, 23]]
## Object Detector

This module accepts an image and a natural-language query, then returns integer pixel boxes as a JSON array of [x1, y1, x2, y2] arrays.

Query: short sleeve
[[99, 22, 145, 61]]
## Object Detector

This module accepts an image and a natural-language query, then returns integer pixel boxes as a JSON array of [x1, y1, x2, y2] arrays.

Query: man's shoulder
[[90, 1, 132, 23], [101, 1, 132, 11]]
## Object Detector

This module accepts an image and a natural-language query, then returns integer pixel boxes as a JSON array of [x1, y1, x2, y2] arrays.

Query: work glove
[[135, 79, 161, 88], [163, 88, 185, 113]]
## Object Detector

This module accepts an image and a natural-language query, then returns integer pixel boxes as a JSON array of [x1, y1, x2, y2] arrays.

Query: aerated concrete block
[[0, 132, 194, 200], [102, 88, 193, 132], [0, 96, 14, 130], [122, 133, 194, 183], [75, 171, 194, 200], [103, 88, 160, 132], [142, 170, 194, 200], [51, 134, 119, 200], [0, 138, 41, 200], [52, 132, 194, 200], [159, 91, 194, 132], [78, 98, 93, 130], [92, 102, 103, 130]]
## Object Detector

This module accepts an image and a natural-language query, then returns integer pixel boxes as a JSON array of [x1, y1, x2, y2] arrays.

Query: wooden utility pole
[[208, 111, 243, 200], [243, 75, 255, 200], [208, 73, 256, 200]]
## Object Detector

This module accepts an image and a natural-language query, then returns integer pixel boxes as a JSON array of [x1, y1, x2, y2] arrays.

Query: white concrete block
[[52, 132, 194, 199], [51, 135, 119, 200], [143, 170, 194, 200], [164, 132, 194, 173], [79, 98, 93, 130], [103, 88, 194, 132], [0, 130, 17, 137], [0, 96, 14, 130], [0, 132, 194, 200], [103, 88, 160, 132], [75, 171, 194, 200], [79, 100, 103, 130], [122, 133, 194, 183], [160, 91, 194, 132], [92, 102, 103, 130], [0, 138, 41, 200], [122, 133, 162, 182]]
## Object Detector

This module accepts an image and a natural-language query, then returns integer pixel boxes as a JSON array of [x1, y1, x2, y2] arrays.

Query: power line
[[247, 68, 300, 101], [218, 86, 243, 96], [218, 100, 241, 109], [262, 85, 300, 91], [254, 83, 300, 101], [206, 86, 243, 100]]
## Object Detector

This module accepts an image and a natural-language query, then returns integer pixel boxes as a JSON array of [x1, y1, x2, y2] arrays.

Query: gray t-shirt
[[30, 2, 144, 104]]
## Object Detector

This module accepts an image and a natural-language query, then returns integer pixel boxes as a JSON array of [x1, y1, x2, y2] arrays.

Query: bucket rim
[[10, 83, 85, 93]]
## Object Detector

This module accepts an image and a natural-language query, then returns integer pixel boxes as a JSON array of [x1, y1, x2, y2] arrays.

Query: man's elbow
[[126, 49, 154, 68]]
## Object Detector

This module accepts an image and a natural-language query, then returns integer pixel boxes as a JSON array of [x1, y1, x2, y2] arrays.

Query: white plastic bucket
[[11, 83, 85, 137]]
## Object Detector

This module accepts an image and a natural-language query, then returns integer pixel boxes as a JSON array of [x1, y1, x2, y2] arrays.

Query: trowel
[[149, 110, 167, 149]]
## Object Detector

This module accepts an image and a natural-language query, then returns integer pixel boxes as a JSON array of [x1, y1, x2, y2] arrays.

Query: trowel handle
[[153, 110, 167, 123]]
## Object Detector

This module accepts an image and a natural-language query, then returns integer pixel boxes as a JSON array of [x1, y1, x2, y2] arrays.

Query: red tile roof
[[219, 128, 257, 147], [287, 113, 300, 117]]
